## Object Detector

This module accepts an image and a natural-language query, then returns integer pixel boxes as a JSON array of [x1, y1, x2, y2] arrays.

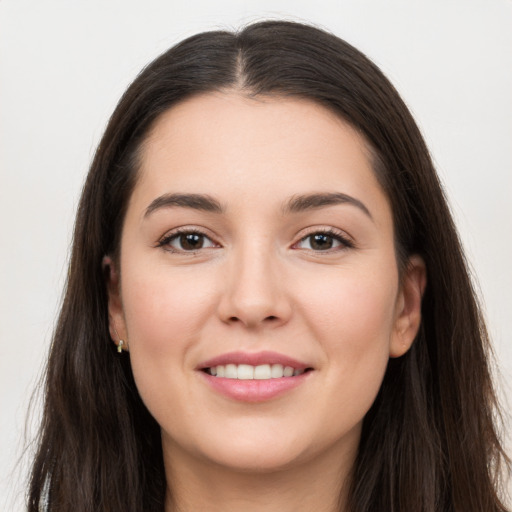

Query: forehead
[[132, 92, 389, 220]]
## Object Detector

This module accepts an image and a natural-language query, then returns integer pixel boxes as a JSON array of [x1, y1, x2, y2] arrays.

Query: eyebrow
[[143, 191, 372, 220], [283, 192, 373, 220], [144, 193, 224, 218]]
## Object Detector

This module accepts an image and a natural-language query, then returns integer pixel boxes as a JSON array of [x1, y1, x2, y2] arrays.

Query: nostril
[[224, 314, 282, 326]]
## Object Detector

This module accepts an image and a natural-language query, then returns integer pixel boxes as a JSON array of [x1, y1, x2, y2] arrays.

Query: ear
[[103, 255, 128, 352], [390, 255, 427, 358]]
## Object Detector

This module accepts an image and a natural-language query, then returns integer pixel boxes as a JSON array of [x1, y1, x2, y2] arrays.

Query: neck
[[163, 434, 357, 512]]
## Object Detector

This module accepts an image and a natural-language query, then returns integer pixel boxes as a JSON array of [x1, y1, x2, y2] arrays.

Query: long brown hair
[[28, 20, 510, 511]]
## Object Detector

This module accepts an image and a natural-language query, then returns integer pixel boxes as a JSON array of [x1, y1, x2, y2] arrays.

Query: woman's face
[[108, 93, 424, 473]]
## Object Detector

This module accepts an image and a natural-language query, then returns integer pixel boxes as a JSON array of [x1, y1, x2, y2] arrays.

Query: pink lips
[[197, 351, 313, 403]]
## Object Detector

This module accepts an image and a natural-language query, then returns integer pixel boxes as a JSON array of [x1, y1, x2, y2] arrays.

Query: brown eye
[[178, 233, 205, 250], [159, 231, 217, 252], [309, 233, 335, 250], [296, 231, 352, 251]]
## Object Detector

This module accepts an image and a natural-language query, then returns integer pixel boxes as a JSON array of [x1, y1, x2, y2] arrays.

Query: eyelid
[[156, 226, 221, 253], [291, 226, 355, 251]]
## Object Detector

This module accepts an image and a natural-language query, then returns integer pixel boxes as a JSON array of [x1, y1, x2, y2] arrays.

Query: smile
[[198, 351, 314, 402], [204, 364, 308, 379]]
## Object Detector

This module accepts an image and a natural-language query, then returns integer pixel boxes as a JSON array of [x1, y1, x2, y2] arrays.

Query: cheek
[[119, 262, 221, 420], [301, 269, 397, 448], [122, 266, 209, 332], [298, 264, 398, 402], [302, 262, 397, 339], [122, 264, 216, 351]]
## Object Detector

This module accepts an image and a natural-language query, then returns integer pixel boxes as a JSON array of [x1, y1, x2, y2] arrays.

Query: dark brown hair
[[28, 20, 510, 511]]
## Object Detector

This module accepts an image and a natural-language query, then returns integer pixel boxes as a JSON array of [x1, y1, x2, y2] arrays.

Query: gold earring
[[113, 325, 125, 353]]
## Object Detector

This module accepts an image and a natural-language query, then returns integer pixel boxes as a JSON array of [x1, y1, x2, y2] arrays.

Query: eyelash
[[156, 227, 355, 254], [294, 228, 355, 252], [156, 228, 216, 253]]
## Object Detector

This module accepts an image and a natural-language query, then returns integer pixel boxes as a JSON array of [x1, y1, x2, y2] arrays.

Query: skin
[[107, 92, 426, 512]]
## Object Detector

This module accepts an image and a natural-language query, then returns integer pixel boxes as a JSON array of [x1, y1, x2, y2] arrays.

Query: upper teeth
[[208, 364, 305, 380]]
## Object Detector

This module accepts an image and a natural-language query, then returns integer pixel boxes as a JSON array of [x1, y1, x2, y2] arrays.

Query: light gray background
[[1, 0, 511, 509]]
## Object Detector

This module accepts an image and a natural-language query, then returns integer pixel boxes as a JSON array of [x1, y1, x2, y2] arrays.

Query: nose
[[216, 243, 292, 329]]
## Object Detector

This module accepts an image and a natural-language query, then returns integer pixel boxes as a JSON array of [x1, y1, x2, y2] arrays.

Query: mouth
[[202, 364, 313, 379], [197, 351, 314, 402]]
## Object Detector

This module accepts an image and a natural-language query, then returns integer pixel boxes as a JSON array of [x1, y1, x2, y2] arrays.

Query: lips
[[197, 351, 314, 402]]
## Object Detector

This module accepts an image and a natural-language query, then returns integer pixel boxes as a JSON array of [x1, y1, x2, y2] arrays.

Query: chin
[[166, 426, 312, 474], [205, 445, 308, 474]]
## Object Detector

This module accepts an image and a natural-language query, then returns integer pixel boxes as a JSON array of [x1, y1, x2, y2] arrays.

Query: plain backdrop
[[1, 0, 511, 508]]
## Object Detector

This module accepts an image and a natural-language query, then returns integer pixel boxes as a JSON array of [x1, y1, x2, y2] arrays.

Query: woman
[[28, 20, 510, 512]]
